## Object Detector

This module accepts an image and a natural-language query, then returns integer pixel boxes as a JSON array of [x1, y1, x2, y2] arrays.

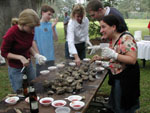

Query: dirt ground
[[54, 42, 66, 63]]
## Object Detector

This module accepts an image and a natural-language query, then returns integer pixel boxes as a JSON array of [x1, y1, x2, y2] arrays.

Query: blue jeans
[[8, 62, 36, 92], [108, 79, 139, 113], [65, 41, 71, 59]]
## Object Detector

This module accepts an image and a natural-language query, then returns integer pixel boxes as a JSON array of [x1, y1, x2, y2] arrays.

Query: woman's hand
[[19, 56, 30, 66], [74, 54, 81, 66], [75, 57, 81, 66]]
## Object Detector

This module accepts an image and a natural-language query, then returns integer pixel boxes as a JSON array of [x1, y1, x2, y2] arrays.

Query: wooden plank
[[0, 70, 108, 113]]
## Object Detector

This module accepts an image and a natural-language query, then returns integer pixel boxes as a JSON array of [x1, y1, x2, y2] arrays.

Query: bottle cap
[[23, 74, 27, 79]]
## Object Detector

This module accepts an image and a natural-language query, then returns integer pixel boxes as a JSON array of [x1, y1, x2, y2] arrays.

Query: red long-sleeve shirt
[[1, 25, 34, 68]]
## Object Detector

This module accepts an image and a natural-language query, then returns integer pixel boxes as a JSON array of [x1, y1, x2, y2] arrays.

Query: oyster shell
[[66, 77, 74, 83], [47, 90, 54, 95]]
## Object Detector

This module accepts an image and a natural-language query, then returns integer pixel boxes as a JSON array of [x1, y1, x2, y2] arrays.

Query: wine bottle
[[22, 74, 29, 97], [29, 86, 39, 113]]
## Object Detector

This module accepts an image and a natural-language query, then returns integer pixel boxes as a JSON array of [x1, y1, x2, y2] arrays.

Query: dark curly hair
[[101, 15, 127, 33]]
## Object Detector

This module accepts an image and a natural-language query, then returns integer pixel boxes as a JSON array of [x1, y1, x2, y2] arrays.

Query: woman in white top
[[66, 4, 92, 66]]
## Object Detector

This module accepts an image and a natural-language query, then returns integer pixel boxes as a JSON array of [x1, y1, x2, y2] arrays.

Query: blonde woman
[[66, 4, 92, 66], [1, 9, 46, 92]]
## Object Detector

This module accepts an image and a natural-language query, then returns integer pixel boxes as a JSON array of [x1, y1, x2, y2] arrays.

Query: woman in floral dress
[[92, 15, 140, 113]]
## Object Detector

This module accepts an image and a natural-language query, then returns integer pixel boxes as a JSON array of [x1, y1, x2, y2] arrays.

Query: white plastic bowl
[[48, 66, 57, 71], [40, 70, 50, 75], [83, 58, 91, 62], [67, 95, 82, 101], [25, 96, 40, 103], [69, 62, 76, 66], [101, 61, 110, 68], [95, 60, 102, 65], [5, 96, 19, 105], [52, 100, 67, 108], [55, 107, 71, 113], [70, 101, 85, 110], [56, 64, 65, 68], [95, 67, 104, 71], [39, 97, 54, 106]]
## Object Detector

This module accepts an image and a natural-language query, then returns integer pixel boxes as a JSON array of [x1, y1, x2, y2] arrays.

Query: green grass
[[0, 19, 150, 112], [56, 22, 65, 43], [125, 19, 150, 38], [0, 66, 12, 99]]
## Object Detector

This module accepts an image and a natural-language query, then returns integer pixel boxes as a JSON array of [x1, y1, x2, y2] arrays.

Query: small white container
[[83, 58, 91, 62], [67, 95, 82, 101], [48, 66, 57, 71], [5, 96, 19, 105], [70, 101, 85, 110], [95, 60, 102, 65], [40, 70, 50, 75], [55, 107, 71, 113], [39, 97, 54, 106], [101, 61, 110, 68], [56, 64, 65, 68], [69, 62, 76, 66], [95, 67, 104, 72], [52, 100, 67, 108]]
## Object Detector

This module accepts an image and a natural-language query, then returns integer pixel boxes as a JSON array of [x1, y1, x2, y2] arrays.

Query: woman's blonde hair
[[18, 9, 40, 27], [11, 18, 19, 26], [71, 4, 86, 19]]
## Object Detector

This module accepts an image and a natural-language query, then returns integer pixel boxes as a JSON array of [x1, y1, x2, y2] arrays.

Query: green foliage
[[116, 0, 150, 19], [89, 21, 101, 38], [128, 12, 150, 19]]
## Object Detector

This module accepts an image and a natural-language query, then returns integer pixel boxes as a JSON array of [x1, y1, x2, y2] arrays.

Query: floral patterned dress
[[109, 33, 137, 75]]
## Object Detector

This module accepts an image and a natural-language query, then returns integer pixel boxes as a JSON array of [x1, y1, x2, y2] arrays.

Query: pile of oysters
[[43, 60, 98, 95]]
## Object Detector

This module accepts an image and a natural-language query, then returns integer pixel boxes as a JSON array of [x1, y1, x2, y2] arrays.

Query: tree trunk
[[0, 0, 42, 43]]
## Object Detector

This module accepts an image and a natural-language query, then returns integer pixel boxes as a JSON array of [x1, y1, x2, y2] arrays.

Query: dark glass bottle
[[29, 86, 39, 113], [22, 74, 29, 97]]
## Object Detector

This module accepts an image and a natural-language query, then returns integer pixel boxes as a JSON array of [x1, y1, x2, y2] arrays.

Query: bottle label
[[31, 102, 38, 110], [27, 87, 29, 93]]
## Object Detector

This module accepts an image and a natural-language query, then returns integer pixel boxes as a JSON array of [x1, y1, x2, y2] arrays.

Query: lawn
[[0, 19, 150, 113]]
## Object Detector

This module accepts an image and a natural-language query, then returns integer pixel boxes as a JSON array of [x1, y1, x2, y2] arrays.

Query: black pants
[[65, 41, 86, 60]]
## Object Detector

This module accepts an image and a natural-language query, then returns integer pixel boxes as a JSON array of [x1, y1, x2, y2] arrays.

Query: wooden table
[[0, 70, 108, 113]]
